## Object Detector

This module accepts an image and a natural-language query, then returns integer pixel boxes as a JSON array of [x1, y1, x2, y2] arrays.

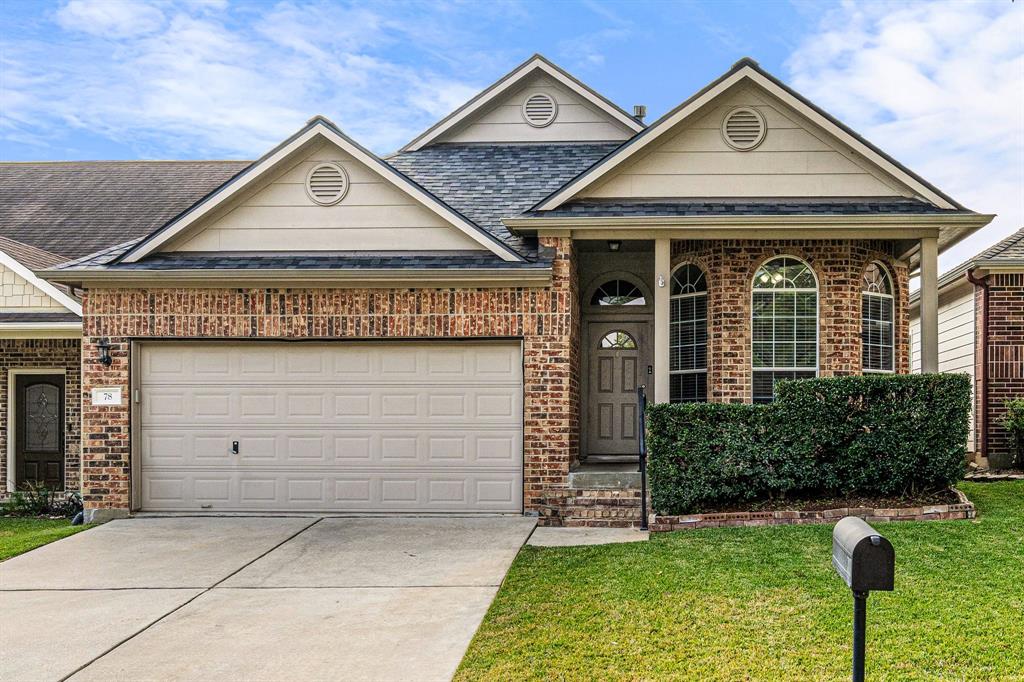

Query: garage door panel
[[140, 344, 522, 385], [140, 429, 522, 468], [141, 386, 522, 425], [140, 469, 523, 512], [138, 342, 523, 513]]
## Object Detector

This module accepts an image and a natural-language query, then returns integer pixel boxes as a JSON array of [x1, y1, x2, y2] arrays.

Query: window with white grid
[[862, 262, 894, 372], [670, 264, 708, 403], [752, 256, 818, 403]]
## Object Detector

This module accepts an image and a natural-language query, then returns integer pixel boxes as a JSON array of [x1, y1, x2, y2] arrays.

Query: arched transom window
[[590, 279, 646, 306], [670, 264, 708, 403], [600, 331, 637, 349], [752, 256, 818, 403], [862, 262, 894, 372]]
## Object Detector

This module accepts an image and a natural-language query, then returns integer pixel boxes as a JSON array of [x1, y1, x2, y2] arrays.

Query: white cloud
[[56, 0, 165, 38], [786, 0, 1024, 272]]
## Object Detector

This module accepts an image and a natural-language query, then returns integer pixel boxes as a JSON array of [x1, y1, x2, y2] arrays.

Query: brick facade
[[671, 239, 910, 402], [79, 237, 580, 517], [981, 272, 1024, 466], [0, 338, 81, 493]]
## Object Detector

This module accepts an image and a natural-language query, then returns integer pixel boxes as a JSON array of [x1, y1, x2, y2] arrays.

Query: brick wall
[[0, 338, 81, 492], [983, 272, 1024, 465], [79, 237, 579, 516], [671, 239, 910, 402]]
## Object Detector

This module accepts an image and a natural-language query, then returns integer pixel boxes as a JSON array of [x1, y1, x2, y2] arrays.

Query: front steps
[[543, 460, 645, 528]]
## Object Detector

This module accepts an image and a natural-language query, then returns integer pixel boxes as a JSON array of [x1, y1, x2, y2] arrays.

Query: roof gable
[[0, 245, 81, 315], [535, 58, 963, 211], [401, 54, 644, 152], [121, 118, 523, 263]]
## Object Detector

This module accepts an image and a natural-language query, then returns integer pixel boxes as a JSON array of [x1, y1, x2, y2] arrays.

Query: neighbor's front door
[[586, 321, 648, 457], [15, 374, 64, 490]]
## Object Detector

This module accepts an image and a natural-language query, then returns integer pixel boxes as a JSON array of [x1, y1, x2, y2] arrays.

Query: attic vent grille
[[522, 92, 557, 127], [305, 162, 350, 205], [722, 107, 766, 151]]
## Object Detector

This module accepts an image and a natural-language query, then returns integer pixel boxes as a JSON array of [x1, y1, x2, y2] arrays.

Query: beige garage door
[[137, 342, 523, 513]]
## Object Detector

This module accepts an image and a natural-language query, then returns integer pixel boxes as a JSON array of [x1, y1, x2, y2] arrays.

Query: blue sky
[[1, 0, 1021, 268]]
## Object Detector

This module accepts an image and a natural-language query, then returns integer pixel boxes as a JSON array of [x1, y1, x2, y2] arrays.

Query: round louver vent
[[305, 162, 349, 205], [721, 107, 766, 150], [522, 92, 557, 127]]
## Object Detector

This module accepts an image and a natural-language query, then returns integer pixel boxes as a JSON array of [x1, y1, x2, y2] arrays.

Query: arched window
[[600, 331, 637, 349], [752, 256, 818, 403], [670, 264, 708, 403], [590, 279, 646, 306], [862, 262, 894, 372]]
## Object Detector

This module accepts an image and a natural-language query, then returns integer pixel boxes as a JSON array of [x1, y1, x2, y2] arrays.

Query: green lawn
[[458, 482, 1024, 681], [0, 517, 88, 561]]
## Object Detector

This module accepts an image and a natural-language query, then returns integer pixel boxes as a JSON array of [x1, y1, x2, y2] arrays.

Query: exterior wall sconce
[[658, 275, 666, 288], [97, 338, 113, 367], [607, 240, 621, 252]]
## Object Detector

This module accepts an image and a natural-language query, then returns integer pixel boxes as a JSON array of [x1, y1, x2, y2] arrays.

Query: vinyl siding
[[167, 140, 484, 253], [911, 279, 976, 450], [581, 83, 911, 199], [440, 73, 635, 144]]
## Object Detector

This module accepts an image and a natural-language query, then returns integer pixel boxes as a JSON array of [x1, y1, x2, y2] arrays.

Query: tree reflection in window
[[591, 280, 645, 306], [600, 331, 637, 349]]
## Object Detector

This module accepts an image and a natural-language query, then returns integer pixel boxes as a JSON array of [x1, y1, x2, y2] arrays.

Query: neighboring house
[[1, 55, 993, 525], [911, 227, 1024, 468], [0, 236, 82, 494]]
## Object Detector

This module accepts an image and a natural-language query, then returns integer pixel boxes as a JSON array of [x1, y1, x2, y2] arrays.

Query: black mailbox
[[832, 517, 895, 592]]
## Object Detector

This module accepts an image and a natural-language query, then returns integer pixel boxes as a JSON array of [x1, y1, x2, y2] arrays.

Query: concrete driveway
[[0, 515, 536, 681]]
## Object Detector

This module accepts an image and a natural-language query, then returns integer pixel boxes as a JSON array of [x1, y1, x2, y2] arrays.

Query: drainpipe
[[966, 269, 988, 460]]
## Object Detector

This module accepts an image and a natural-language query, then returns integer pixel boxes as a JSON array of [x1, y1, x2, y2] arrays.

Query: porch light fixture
[[607, 240, 621, 252], [97, 338, 112, 367]]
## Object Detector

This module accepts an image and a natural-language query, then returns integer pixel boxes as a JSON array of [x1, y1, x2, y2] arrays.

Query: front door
[[586, 322, 648, 457], [15, 374, 65, 490]]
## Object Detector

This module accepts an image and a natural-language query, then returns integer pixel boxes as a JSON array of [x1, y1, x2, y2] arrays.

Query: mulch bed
[[700, 489, 960, 514]]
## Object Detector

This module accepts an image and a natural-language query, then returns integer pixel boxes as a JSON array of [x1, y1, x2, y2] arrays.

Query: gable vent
[[305, 162, 350, 205], [522, 92, 558, 128], [721, 107, 766, 151]]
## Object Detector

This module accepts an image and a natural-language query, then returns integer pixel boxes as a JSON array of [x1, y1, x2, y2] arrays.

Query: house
[[910, 227, 1024, 469], [2, 55, 994, 525]]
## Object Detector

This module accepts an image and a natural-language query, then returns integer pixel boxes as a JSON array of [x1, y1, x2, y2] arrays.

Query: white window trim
[[751, 256, 820, 399], [862, 261, 896, 373], [669, 264, 709, 398], [6, 368, 67, 493]]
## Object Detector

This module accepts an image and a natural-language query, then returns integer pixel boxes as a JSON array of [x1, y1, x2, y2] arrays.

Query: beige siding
[[911, 279, 976, 449], [581, 84, 911, 199], [167, 140, 485, 253], [439, 73, 635, 144], [0, 263, 65, 310]]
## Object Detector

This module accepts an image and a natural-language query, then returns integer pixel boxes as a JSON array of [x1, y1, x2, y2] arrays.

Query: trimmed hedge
[[647, 374, 971, 515]]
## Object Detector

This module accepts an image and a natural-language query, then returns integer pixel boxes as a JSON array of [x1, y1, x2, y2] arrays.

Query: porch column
[[919, 236, 939, 373], [654, 238, 671, 402]]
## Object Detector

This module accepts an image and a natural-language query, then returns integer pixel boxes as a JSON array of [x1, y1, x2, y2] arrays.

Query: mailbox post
[[832, 517, 895, 682]]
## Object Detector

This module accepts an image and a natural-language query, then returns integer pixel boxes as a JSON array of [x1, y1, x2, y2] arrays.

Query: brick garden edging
[[649, 488, 975, 532]]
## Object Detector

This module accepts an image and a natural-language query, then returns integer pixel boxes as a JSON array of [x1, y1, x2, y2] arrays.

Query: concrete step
[[568, 469, 642, 490]]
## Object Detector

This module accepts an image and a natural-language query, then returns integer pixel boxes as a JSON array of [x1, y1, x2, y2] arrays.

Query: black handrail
[[637, 385, 649, 531]]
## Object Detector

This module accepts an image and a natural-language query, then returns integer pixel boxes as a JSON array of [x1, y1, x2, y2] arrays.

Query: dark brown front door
[[15, 374, 65, 490], [586, 322, 648, 457]]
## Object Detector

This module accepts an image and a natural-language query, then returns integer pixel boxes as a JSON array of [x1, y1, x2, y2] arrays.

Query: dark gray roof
[[0, 312, 81, 323], [525, 198, 967, 219], [0, 161, 250, 258], [0, 236, 67, 269], [52, 250, 552, 272], [388, 143, 621, 253]]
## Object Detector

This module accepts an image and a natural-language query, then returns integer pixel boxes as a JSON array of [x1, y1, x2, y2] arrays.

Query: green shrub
[[2, 482, 82, 518], [999, 398, 1024, 467], [647, 374, 971, 514]]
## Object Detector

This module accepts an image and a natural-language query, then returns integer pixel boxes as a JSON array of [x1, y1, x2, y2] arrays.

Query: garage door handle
[[231, 441, 239, 455]]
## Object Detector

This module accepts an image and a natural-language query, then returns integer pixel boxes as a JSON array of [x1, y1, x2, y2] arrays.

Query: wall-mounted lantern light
[[607, 240, 621, 252], [97, 338, 113, 367]]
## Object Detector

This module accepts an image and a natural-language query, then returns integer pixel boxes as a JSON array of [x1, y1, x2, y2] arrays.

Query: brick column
[[80, 335, 132, 521]]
